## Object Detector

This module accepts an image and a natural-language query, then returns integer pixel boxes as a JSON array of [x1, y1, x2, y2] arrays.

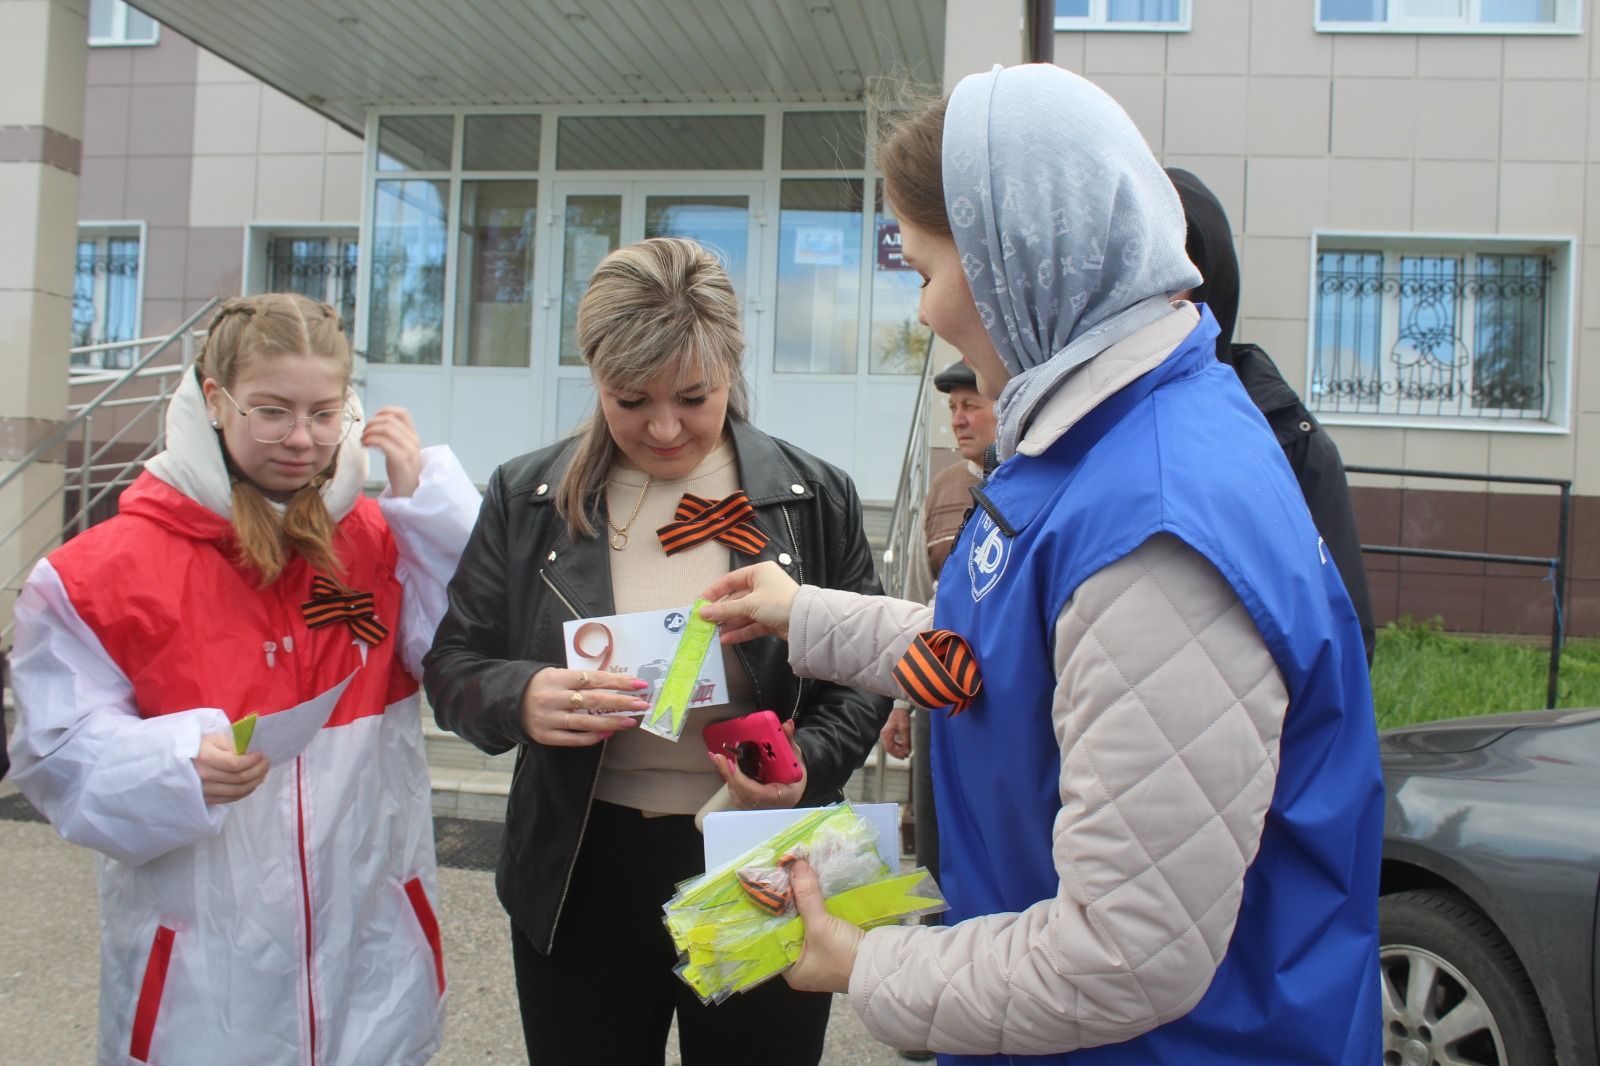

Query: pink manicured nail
[[632, 699, 649, 709], [632, 679, 650, 690]]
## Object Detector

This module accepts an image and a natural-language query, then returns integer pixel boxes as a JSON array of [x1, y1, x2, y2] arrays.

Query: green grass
[[1372, 616, 1600, 731]]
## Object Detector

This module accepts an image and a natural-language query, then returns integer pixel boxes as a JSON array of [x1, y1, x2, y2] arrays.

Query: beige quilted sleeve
[[848, 534, 1288, 1056], [786, 586, 934, 700]]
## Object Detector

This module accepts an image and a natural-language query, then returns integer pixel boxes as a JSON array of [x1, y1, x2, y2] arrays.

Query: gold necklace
[[606, 475, 652, 550]]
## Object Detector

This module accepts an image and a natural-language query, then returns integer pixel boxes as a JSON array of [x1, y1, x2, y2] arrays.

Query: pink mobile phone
[[703, 710, 802, 785]]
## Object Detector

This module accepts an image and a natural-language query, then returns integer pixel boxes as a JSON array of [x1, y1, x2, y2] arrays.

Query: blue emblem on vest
[[967, 511, 1011, 601]]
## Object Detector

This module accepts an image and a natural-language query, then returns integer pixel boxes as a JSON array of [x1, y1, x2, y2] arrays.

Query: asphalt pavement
[[0, 779, 910, 1066]]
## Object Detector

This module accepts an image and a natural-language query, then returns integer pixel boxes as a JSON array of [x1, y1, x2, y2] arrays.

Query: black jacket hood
[[1167, 167, 1240, 364]]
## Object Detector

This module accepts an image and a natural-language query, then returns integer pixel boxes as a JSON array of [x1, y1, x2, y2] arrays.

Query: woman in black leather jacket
[[424, 237, 890, 1065]]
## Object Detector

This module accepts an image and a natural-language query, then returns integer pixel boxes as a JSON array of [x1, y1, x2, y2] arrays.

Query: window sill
[[1054, 23, 1189, 33], [1312, 413, 1570, 435], [1314, 22, 1581, 35]]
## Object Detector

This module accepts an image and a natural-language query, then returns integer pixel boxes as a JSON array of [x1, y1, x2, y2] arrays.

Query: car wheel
[[1379, 890, 1554, 1066]]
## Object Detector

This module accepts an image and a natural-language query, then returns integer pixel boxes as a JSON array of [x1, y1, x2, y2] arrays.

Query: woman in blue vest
[[701, 64, 1382, 1065]]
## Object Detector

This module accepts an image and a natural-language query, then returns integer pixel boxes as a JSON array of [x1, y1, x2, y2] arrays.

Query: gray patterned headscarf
[[943, 64, 1200, 458]]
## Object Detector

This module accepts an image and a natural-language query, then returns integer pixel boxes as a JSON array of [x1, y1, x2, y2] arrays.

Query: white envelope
[[702, 803, 901, 870], [562, 605, 729, 716]]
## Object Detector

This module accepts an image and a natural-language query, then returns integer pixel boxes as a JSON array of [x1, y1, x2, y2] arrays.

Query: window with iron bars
[[71, 230, 141, 369], [1309, 242, 1563, 424]]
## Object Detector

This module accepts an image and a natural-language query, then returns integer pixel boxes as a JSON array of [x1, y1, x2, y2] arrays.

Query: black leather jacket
[[423, 418, 891, 952]]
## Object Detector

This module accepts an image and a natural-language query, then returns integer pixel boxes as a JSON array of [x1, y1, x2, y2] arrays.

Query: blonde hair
[[197, 293, 353, 585], [555, 237, 749, 539]]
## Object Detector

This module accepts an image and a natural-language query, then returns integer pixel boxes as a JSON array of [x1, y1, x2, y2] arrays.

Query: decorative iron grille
[[1310, 251, 1553, 421], [71, 240, 141, 366], [267, 238, 359, 338]]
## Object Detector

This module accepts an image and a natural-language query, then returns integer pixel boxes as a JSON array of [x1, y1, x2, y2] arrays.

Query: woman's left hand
[[783, 858, 865, 994], [363, 406, 423, 498], [708, 718, 807, 810]]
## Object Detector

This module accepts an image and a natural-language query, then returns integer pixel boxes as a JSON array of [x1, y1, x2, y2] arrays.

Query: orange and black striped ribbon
[[892, 629, 982, 716], [656, 491, 769, 556], [300, 575, 389, 646]]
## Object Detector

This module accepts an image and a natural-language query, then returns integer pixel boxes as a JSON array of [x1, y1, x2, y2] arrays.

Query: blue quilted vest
[[929, 310, 1382, 1065]]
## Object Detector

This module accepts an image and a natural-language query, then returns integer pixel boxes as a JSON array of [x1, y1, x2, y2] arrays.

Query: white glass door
[[543, 182, 763, 445]]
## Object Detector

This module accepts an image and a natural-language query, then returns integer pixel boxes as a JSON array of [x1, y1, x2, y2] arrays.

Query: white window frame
[[1315, 0, 1581, 35], [88, 0, 160, 47], [72, 223, 146, 369], [1054, 0, 1191, 32], [1306, 231, 1575, 433]]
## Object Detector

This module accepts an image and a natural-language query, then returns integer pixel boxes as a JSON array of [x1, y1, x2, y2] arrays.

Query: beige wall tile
[[1586, 166, 1600, 245], [1487, 427, 1574, 480], [141, 225, 187, 300], [0, 164, 77, 296], [194, 49, 250, 83], [1581, 245, 1600, 330], [1081, 32, 1167, 76], [1249, 76, 1330, 158], [1332, 34, 1417, 79], [1417, 35, 1502, 79], [81, 84, 130, 157], [321, 152, 364, 222], [1500, 162, 1582, 235], [85, 45, 131, 87], [1329, 158, 1413, 232], [129, 34, 196, 87], [1500, 81, 1587, 163], [1053, 33, 1086, 73], [1574, 412, 1600, 493], [1093, 73, 1164, 150], [944, 0, 1024, 83], [1413, 160, 1498, 233], [1503, 33, 1589, 80], [1235, 316, 1312, 387], [187, 154, 255, 228], [1244, 156, 1329, 238], [1250, 1, 1331, 77], [325, 121, 364, 155], [1165, 0, 1248, 75], [1164, 75, 1247, 156], [259, 87, 327, 155], [1331, 78, 1416, 159], [1240, 236, 1313, 326], [0, 0, 87, 133], [1580, 329, 1600, 413], [254, 153, 324, 220], [1415, 79, 1501, 162], [1402, 429, 1490, 476], [1323, 424, 1405, 468], [192, 82, 261, 156], [184, 226, 243, 300], [1161, 154, 1244, 227], [3, 289, 75, 415]]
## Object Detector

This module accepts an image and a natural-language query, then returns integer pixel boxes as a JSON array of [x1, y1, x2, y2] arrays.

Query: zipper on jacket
[[294, 757, 318, 1062], [778, 505, 807, 723], [537, 568, 606, 953]]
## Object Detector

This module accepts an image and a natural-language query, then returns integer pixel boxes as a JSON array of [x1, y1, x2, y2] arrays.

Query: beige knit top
[[591, 436, 757, 816]]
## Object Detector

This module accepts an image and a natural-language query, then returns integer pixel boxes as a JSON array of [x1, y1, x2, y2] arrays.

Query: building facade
[[4, 0, 1596, 637]]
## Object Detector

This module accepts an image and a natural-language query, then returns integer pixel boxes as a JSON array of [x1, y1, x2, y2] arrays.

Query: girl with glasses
[[8, 292, 481, 1065]]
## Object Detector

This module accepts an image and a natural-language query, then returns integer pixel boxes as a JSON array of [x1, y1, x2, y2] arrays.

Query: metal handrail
[[1, 302, 218, 646], [866, 332, 939, 803], [0, 299, 217, 497], [1346, 464, 1572, 709]]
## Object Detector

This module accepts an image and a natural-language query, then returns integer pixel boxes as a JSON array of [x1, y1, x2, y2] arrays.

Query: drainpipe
[[1026, 0, 1056, 64]]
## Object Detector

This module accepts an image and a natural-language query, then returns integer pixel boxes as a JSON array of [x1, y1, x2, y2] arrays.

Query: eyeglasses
[[216, 384, 360, 446]]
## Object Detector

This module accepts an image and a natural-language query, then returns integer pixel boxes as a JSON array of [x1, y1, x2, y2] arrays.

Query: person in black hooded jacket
[[1167, 167, 1376, 663]]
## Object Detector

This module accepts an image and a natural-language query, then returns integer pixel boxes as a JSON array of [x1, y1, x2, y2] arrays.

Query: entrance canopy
[[127, 0, 946, 131]]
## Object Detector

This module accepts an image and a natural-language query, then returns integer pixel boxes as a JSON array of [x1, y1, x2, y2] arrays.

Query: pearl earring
[[210, 417, 221, 428]]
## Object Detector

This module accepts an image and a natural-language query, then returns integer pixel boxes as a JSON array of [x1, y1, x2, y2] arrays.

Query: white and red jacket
[[8, 369, 480, 1066]]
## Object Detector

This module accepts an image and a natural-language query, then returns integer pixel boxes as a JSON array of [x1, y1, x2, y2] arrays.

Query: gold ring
[[568, 690, 584, 709], [577, 671, 590, 688]]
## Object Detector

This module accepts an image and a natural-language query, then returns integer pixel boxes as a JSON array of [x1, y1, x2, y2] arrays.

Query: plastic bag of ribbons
[[663, 801, 947, 1004]]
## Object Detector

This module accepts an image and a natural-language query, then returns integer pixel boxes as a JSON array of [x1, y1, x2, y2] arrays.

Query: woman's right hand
[[880, 704, 912, 760], [193, 732, 270, 805], [522, 667, 648, 747], [698, 561, 800, 643]]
